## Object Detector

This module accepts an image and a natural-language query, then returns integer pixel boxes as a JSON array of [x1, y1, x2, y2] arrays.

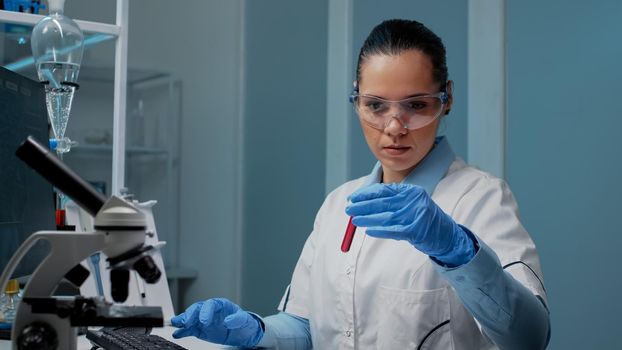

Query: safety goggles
[[349, 91, 448, 130]]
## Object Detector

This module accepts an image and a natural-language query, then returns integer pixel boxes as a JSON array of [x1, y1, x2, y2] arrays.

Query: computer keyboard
[[86, 327, 188, 350]]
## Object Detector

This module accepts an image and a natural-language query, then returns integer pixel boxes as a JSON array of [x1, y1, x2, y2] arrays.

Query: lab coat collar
[[364, 136, 456, 195]]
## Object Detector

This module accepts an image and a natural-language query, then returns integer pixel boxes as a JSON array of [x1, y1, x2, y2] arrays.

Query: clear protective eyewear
[[349, 91, 448, 130]]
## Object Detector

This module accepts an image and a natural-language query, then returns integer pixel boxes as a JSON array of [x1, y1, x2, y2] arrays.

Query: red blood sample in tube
[[341, 216, 357, 252]]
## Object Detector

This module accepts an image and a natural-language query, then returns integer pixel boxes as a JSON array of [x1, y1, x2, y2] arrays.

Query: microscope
[[0, 136, 165, 350]]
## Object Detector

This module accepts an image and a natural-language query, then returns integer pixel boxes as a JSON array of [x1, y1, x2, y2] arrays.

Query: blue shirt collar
[[363, 136, 456, 195]]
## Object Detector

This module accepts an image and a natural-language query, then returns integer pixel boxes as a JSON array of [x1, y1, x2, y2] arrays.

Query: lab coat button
[[345, 266, 352, 275], [345, 330, 352, 337]]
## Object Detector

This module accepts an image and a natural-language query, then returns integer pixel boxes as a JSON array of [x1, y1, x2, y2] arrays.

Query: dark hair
[[356, 19, 448, 90]]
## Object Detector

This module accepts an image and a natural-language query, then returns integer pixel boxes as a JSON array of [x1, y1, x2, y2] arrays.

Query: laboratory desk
[[0, 326, 234, 350]]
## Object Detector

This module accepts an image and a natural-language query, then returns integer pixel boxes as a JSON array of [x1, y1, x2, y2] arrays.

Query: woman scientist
[[171, 19, 550, 349]]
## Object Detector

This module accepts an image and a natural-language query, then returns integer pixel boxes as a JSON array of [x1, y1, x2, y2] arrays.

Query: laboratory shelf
[[0, 1, 130, 196], [75, 66, 170, 85], [70, 144, 170, 157], [0, 9, 120, 35]]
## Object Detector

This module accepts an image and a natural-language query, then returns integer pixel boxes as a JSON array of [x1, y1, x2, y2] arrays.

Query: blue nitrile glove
[[171, 298, 264, 347], [346, 183, 476, 267]]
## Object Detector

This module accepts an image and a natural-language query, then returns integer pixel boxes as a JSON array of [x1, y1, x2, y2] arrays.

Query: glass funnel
[[30, 0, 84, 156], [30, 0, 84, 225]]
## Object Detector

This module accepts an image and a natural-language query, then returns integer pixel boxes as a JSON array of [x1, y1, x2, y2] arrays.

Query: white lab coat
[[278, 156, 547, 349]]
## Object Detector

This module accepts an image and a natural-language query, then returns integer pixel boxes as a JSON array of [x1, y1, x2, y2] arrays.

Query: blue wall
[[242, 0, 328, 315], [507, 1, 622, 348], [349, 0, 468, 178]]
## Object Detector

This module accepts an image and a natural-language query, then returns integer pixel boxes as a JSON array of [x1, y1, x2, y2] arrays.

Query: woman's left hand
[[345, 183, 476, 267]]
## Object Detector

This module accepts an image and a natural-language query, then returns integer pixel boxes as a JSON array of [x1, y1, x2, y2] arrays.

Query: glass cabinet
[[61, 67, 182, 272]]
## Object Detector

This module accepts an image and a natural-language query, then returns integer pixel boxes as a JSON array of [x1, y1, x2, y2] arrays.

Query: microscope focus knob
[[134, 255, 162, 284], [17, 321, 58, 350]]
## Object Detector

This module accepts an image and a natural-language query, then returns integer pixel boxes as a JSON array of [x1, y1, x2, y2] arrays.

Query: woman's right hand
[[171, 297, 264, 347]]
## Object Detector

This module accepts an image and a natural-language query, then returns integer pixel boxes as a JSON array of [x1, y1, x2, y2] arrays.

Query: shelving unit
[[0, 0, 128, 195], [0, 7, 121, 35], [0, 1, 194, 312]]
